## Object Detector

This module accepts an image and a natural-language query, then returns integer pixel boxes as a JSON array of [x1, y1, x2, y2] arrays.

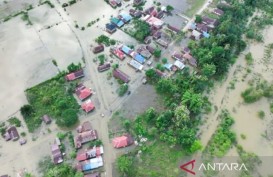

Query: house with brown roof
[[202, 16, 219, 28], [113, 69, 130, 83], [183, 53, 197, 67], [112, 134, 134, 148], [92, 45, 104, 54], [77, 121, 92, 133], [75, 84, 92, 101], [213, 8, 224, 16], [51, 143, 63, 164], [98, 63, 111, 72], [74, 130, 98, 149], [172, 52, 184, 62], [42, 115, 52, 124], [146, 45, 155, 54], [4, 126, 19, 141], [167, 25, 180, 33], [65, 69, 84, 81]]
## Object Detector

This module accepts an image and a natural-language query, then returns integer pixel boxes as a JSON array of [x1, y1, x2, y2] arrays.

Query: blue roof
[[190, 23, 196, 30], [203, 31, 210, 38], [106, 23, 116, 30], [121, 45, 132, 54], [164, 63, 173, 70], [134, 54, 145, 64], [121, 13, 132, 22], [83, 164, 92, 171], [117, 20, 124, 27]]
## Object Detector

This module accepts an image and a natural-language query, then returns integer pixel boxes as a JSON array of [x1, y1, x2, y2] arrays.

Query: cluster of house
[[74, 121, 98, 149], [65, 70, 95, 113], [189, 8, 224, 40], [4, 125, 27, 145], [51, 137, 64, 164], [105, 12, 132, 33], [73, 121, 104, 174]]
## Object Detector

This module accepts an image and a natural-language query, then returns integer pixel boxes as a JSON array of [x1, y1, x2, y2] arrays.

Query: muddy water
[[199, 26, 273, 176]]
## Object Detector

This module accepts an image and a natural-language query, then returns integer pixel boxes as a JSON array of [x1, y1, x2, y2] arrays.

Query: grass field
[[132, 141, 186, 177], [186, 0, 206, 17]]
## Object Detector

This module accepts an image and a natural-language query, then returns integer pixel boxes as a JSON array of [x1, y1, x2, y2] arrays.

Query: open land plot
[[65, 0, 114, 27], [198, 26, 273, 177], [38, 22, 83, 70], [0, 0, 39, 19], [28, 3, 63, 31], [0, 16, 58, 120]]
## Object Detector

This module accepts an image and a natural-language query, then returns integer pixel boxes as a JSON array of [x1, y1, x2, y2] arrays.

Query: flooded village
[[0, 0, 273, 177]]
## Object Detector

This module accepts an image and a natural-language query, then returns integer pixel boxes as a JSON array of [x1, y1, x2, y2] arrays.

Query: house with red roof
[[110, 47, 125, 60], [75, 84, 92, 101], [112, 134, 134, 148], [65, 69, 84, 81], [81, 100, 95, 113]]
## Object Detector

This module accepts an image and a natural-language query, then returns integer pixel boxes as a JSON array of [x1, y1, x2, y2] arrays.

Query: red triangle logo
[[180, 159, 196, 175]]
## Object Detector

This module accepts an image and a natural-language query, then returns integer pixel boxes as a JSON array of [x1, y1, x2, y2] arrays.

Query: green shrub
[[57, 109, 78, 127], [118, 84, 129, 97], [241, 87, 263, 103], [8, 117, 21, 127], [258, 111, 265, 119]]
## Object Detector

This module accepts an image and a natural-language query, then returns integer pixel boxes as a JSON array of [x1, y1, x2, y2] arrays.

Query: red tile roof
[[81, 100, 95, 113], [65, 69, 84, 81], [112, 134, 133, 148], [77, 121, 92, 133], [76, 152, 88, 161]]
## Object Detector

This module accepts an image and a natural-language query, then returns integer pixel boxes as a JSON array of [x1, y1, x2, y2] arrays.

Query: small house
[[191, 30, 202, 40], [153, 30, 162, 40], [144, 36, 152, 44], [156, 11, 164, 19], [164, 63, 173, 71], [75, 84, 92, 101], [106, 23, 117, 34], [112, 134, 134, 148], [74, 129, 98, 148], [4, 126, 19, 141], [213, 8, 224, 16], [82, 156, 103, 171], [111, 47, 125, 60], [167, 25, 180, 33], [97, 63, 111, 72], [92, 45, 104, 54], [120, 45, 133, 55], [144, 6, 157, 16], [172, 52, 184, 62], [182, 47, 190, 54], [155, 69, 167, 77], [113, 69, 130, 83], [202, 16, 218, 28], [174, 60, 185, 70], [119, 13, 132, 23], [146, 45, 155, 54], [133, 53, 145, 64], [77, 121, 93, 133], [51, 143, 63, 164], [42, 115, 52, 124], [128, 59, 144, 71], [65, 69, 84, 81], [156, 39, 168, 48], [81, 100, 95, 113]]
